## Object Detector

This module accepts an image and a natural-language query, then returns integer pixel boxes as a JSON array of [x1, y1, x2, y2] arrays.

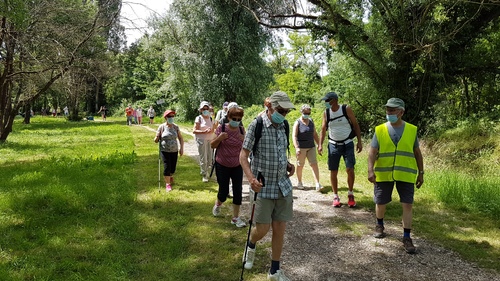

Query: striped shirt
[[242, 114, 293, 199]]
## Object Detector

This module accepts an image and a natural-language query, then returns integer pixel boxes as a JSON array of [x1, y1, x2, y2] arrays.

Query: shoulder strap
[[221, 122, 225, 132], [252, 116, 264, 154]]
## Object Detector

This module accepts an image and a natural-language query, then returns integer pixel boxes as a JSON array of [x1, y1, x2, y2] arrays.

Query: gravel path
[[147, 125, 500, 281]]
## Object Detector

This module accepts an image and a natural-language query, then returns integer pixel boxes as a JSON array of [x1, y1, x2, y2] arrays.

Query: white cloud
[[120, 0, 172, 45]]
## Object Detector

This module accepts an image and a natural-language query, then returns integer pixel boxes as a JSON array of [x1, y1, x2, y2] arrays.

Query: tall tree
[[158, 0, 273, 117], [0, 0, 120, 142], [232, 0, 500, 128]]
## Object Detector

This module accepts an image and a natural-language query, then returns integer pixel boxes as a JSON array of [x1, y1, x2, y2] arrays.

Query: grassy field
[[0, 115, 499, 280]]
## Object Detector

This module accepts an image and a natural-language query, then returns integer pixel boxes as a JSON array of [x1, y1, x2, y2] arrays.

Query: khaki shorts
[[254, 191, 293, 224], [296, 147, 318, 167]]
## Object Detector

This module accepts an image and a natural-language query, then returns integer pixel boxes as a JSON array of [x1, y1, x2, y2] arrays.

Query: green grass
[[1, 115, 499, 280], [0, 116, 267, 280]]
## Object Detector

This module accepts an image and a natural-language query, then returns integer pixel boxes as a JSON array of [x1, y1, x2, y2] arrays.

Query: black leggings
[[161, 151, 178, 176], [215, 162, 243, 205]]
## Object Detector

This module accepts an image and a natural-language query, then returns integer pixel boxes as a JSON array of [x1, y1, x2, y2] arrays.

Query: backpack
[[252, 115, 290, 156], [326, 104, 355, 143]]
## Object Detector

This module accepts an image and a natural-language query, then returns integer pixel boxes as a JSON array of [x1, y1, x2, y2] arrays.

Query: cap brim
[[277, 101, 295, 109]]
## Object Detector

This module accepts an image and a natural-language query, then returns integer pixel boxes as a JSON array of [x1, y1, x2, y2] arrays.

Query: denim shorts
[[327, 141, 356, 171], [373, 181, 415, 204]]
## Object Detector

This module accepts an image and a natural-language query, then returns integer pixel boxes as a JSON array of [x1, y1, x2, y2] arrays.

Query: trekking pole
[[158, 142, 161, 193], [240, 191, 258, 281]]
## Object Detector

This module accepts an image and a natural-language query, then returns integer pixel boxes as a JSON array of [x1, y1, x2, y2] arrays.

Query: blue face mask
[[271, 111, 286, 124], [202, 110, 210, 116], [229, 120, 239, 127], [302, 114, 310, 119], [386, 114, 398, 123], [167, 117, 174, 124], [324, 102, 331, 109]]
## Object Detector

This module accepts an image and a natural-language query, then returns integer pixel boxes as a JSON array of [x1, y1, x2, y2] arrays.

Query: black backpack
[[326, 104, 355, 142], [252, 115, 290, 156]]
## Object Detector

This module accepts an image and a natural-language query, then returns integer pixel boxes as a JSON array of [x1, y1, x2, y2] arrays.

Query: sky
[[120, 0, 172, 45]]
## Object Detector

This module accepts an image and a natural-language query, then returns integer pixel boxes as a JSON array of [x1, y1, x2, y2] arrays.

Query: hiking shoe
[[374, 224, 386, 238], [348, 194, 356, 208], [231, 217, 247, 228], [403, 237, 416, 254], [315, 183, 322, 191], [268, 269, 291, 281], [212, 203, 221, 217], [242, 246, 256, 270], [165, 184, 172, 192], [202, 177, 209, 183], [332, 196, 342, 208], [296, 182, 304, 190]]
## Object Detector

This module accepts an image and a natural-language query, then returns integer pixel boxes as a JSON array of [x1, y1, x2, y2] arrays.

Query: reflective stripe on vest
[[374, 123, 418, 183]]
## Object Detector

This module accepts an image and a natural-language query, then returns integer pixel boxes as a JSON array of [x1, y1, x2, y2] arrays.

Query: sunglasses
[[230, 117, 242, 122], [275, 107, 290, 115], [324, 99, 332, 103]]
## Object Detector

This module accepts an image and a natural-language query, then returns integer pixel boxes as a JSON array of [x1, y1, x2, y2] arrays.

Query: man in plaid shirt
[[239, 91, 295, 281]]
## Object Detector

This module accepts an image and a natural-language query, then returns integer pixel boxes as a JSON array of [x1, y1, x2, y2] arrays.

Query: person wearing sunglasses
[[239, 91, 295, 281], [319, 92, 363, 208], [210, 104, 246, 227]]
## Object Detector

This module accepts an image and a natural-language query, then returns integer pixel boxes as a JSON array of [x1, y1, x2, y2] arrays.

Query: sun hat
[[223, 101, 229, 108], [227, 102, 242, 110], [269, 91, 295, 109], [199, 101, 210, 110], [300, 104, 311, 112], [163, 110, 176, 118]]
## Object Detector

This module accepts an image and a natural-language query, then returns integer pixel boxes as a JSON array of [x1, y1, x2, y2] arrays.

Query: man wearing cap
[[367, 98, 424, 254], [193, 101, 214, 182], [319, 92, 362, 208], [239, 91, 295, 280]]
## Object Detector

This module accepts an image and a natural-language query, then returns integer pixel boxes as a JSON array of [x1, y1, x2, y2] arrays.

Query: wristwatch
[[419, 171, 424, 174]]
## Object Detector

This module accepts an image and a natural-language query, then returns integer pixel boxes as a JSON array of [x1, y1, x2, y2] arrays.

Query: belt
[[328, 139, 353, 145]]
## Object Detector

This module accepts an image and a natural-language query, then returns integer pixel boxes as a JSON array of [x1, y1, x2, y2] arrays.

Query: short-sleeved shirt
[[125, 107, 133, 117], [242, 114, 293, 199], [295, 118, 315, 148], [195, 115, 214, 140], [215, 124, 244, 167], [157, 123, 180, 152]]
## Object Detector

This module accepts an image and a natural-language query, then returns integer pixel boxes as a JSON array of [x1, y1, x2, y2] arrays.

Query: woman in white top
[[193, 101, 214, 182]]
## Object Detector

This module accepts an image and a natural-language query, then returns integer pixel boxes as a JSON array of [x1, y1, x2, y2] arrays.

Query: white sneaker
[[202, 177, 209, 183], [242, 246, 255, 270], [296, 182, 304, 189], [268, 269, 290, 281], [231, 217, 247, 228], [212, 204, 221, 216], [315, 183, 322, 191]]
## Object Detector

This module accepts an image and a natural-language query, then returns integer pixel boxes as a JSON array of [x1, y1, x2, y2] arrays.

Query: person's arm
[[210, 125, 227, 149], [346, 106, 363, 153], [414, 146, 424, 188], [367, 146, 378, 183], [318, 111, 327, 155], [239, 148, 263, 193], [154, 126, 163, 143], [292, 120, 300, 156], [177, 127, 184, 156]]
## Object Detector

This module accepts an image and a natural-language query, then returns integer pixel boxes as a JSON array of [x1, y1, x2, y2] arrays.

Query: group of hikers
[[153, 91, 424, 281]]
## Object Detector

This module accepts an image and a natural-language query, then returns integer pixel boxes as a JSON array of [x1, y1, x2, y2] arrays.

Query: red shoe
[[332, 196, 342, 208], [348, 194, 356, 208]]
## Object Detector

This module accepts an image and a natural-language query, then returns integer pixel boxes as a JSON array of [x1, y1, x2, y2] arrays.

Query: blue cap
[[321, 92, 338, 101]]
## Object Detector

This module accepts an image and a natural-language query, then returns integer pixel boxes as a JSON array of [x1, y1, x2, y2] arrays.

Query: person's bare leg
[[311, 163, 320, 185], [402, 203, 413, 229], [271, 221, 287, 261], [330, 170, 338, 194], [346, 167, 355, 192]]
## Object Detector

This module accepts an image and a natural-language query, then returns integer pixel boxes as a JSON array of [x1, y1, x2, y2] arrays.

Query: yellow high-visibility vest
[[374, 123, 418, 183]]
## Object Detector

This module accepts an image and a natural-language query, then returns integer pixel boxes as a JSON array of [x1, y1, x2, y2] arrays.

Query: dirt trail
[[143, 125, 499, 281]]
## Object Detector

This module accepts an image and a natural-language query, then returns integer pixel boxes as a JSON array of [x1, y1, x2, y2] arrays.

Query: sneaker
[[202, 177, 209, 183], [348, 194, 356, 208], [374, 224, 386, 238], [403, 237, 416, 254], [332, 196, 342, 208], [315, 183, 322, 191], [212, 204, 221, 216], [268, 269, 291, 281], [242, 246, 256, 270], [296, 182, 304, 190], [165, 184, 172, 192], [231, 217, 247, 228]]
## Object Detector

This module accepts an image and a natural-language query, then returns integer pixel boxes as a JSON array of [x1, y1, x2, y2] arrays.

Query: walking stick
[[240, 191, 258, 281], [158, 142, 161, 193]]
